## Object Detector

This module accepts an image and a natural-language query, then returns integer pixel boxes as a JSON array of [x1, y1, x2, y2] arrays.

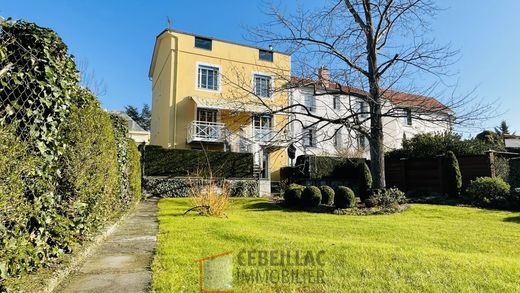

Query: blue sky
[[1, 0, 519, 134]]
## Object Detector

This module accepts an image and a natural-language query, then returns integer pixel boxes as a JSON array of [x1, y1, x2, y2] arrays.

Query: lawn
[[151, 198, 520, 292]]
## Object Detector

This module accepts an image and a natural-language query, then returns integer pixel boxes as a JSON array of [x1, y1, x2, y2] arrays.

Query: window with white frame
[[197, 65, 219, 91], [334, 129, 342, 148], [254, 74, 271, 98], [358, 133, 367, 149], [304, 95, 316, 112], [333, 96, 341, 110], [402, 108, 412, 126], [358, 100, 368, 118], [303, 126, 317, 147]]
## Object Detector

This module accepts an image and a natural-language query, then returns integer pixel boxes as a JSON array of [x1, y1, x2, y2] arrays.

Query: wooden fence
[[385, 154, 494, 194]]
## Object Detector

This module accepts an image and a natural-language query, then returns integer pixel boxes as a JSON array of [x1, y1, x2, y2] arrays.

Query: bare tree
[[246, 0, 494, 188]]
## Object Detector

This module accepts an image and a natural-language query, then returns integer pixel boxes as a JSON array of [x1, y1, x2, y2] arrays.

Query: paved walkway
[[56, 198, 159, 293]]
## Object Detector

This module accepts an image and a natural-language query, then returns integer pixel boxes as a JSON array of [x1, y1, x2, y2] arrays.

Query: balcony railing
[[252, 127, 288, 146], [187, 121, 226, 143]]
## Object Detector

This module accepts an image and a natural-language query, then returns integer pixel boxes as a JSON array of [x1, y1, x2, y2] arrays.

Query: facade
[[109, 111, 151, 145], [149, 29, 291, 180], [289, 68, 453, 160], [505, 135, 520, 153]]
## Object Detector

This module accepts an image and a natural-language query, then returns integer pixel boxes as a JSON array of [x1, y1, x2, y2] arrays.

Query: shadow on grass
[[503, 216, 520, 224], [242, 200, 336, 214]]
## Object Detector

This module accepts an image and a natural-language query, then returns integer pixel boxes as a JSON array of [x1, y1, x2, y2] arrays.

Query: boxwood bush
[[301, 186, 322, 207], [319, 185, 335, 205], [467, 177, 511, 209], [335, 186, 356, 208], [284, 184, 304, 207]]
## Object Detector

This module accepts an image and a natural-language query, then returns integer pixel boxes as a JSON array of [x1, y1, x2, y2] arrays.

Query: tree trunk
[[364, 1, 386, 189], [369, 112, 386, 189]]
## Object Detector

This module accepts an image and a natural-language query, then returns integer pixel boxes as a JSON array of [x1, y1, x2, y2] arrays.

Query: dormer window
[[195, 36, 212, 50], [259, 49, 273, 62]]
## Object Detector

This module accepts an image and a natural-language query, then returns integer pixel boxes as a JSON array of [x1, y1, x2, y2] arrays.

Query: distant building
[[109, 111, 150, 145], [289, 67, 454, 159], [505, 135, 520, 153]]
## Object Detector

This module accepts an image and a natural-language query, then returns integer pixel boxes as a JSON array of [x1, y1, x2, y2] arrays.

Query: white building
[[109, 111, 151, 145], [288, 67, 453, 160]]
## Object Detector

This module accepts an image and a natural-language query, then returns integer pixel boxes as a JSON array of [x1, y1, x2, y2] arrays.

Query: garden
[[152, 198, 520, 292]]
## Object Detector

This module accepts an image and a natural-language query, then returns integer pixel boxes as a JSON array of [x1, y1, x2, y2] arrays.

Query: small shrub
[[284, 184, 304, 206], [189, 178, 230, 216], [365, 188, 407, 208], [335, 186, 356, 208], [359, 162, 372, 200], [319, 185, 335, 205], [445, 151, 462, 197], [467, 177, 511, 208], [301, 186, 322, 207]]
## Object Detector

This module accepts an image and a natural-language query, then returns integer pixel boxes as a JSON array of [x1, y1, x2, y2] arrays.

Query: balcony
[[187, 121, 226, 143], [252, 127, 289, 147]]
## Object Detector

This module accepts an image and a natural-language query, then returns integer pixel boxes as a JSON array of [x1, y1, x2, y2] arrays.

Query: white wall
[[288, 87, 451, 161]]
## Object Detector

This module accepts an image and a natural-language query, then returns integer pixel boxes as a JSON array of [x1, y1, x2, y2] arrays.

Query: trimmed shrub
[[467, 177, 511, 209], [359, 162, 372, 199], [59, 102, 121, 237], [144, 146, 254, 178], [301, 186, 322, 207], [335, 186, 356, 208], [445, 151, 462, 197], [284, 184, 304, 206], [319, 185, 335, 205], [365, 188, 406, 208], [127, 138, 142, 203], [144, 177, 259, 198]]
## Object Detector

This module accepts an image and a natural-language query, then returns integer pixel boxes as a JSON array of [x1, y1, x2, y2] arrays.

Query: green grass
[[152, 198, 520, 292]]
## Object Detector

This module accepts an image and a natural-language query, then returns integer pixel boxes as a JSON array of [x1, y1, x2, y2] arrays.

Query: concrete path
[[56, 198, 159, 293]]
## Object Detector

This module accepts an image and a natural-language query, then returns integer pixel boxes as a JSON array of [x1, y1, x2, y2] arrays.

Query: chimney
[[318, 65, 329, 85]]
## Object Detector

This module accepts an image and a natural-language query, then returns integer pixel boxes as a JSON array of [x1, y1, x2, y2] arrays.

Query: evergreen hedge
[[0, 21, 141, 289], [444, 151, 462, 197], [144, 146, 254, 178]]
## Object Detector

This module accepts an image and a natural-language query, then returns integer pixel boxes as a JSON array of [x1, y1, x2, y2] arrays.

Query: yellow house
[[148, 29, 291, 181]]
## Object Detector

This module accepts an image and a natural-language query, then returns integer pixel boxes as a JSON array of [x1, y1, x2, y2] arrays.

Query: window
[[197, 109, 217, 122], [253, 114, 273, 142], [254, 74, 271, 98], [198, 65, 219, 90], [334, 129, 342, 147], [358, 134, 367, 149], [259, 49, 273, 62], [304, 95, 316, 112], [303, 126, 317, 147], [253, 114, 273, 129], [333, 96, 341, 110], [403, 108, 412, 126], [195, 36, 212, 50], [359, 101, 368, 118]]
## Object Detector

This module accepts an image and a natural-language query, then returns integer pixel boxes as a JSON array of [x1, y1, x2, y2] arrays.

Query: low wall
[[143, 176, 260, 198]]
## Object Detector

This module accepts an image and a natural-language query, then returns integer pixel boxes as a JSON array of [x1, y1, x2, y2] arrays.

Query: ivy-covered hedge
[[143, 145, 254, 178], [0, 20, 141, 290], [143, 177, 259, 197]]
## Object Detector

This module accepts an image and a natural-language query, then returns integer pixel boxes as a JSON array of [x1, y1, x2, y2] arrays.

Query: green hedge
[[0, 21, 141, 289], [144, 146, 254, 178], [143, 177, 259, 197]]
